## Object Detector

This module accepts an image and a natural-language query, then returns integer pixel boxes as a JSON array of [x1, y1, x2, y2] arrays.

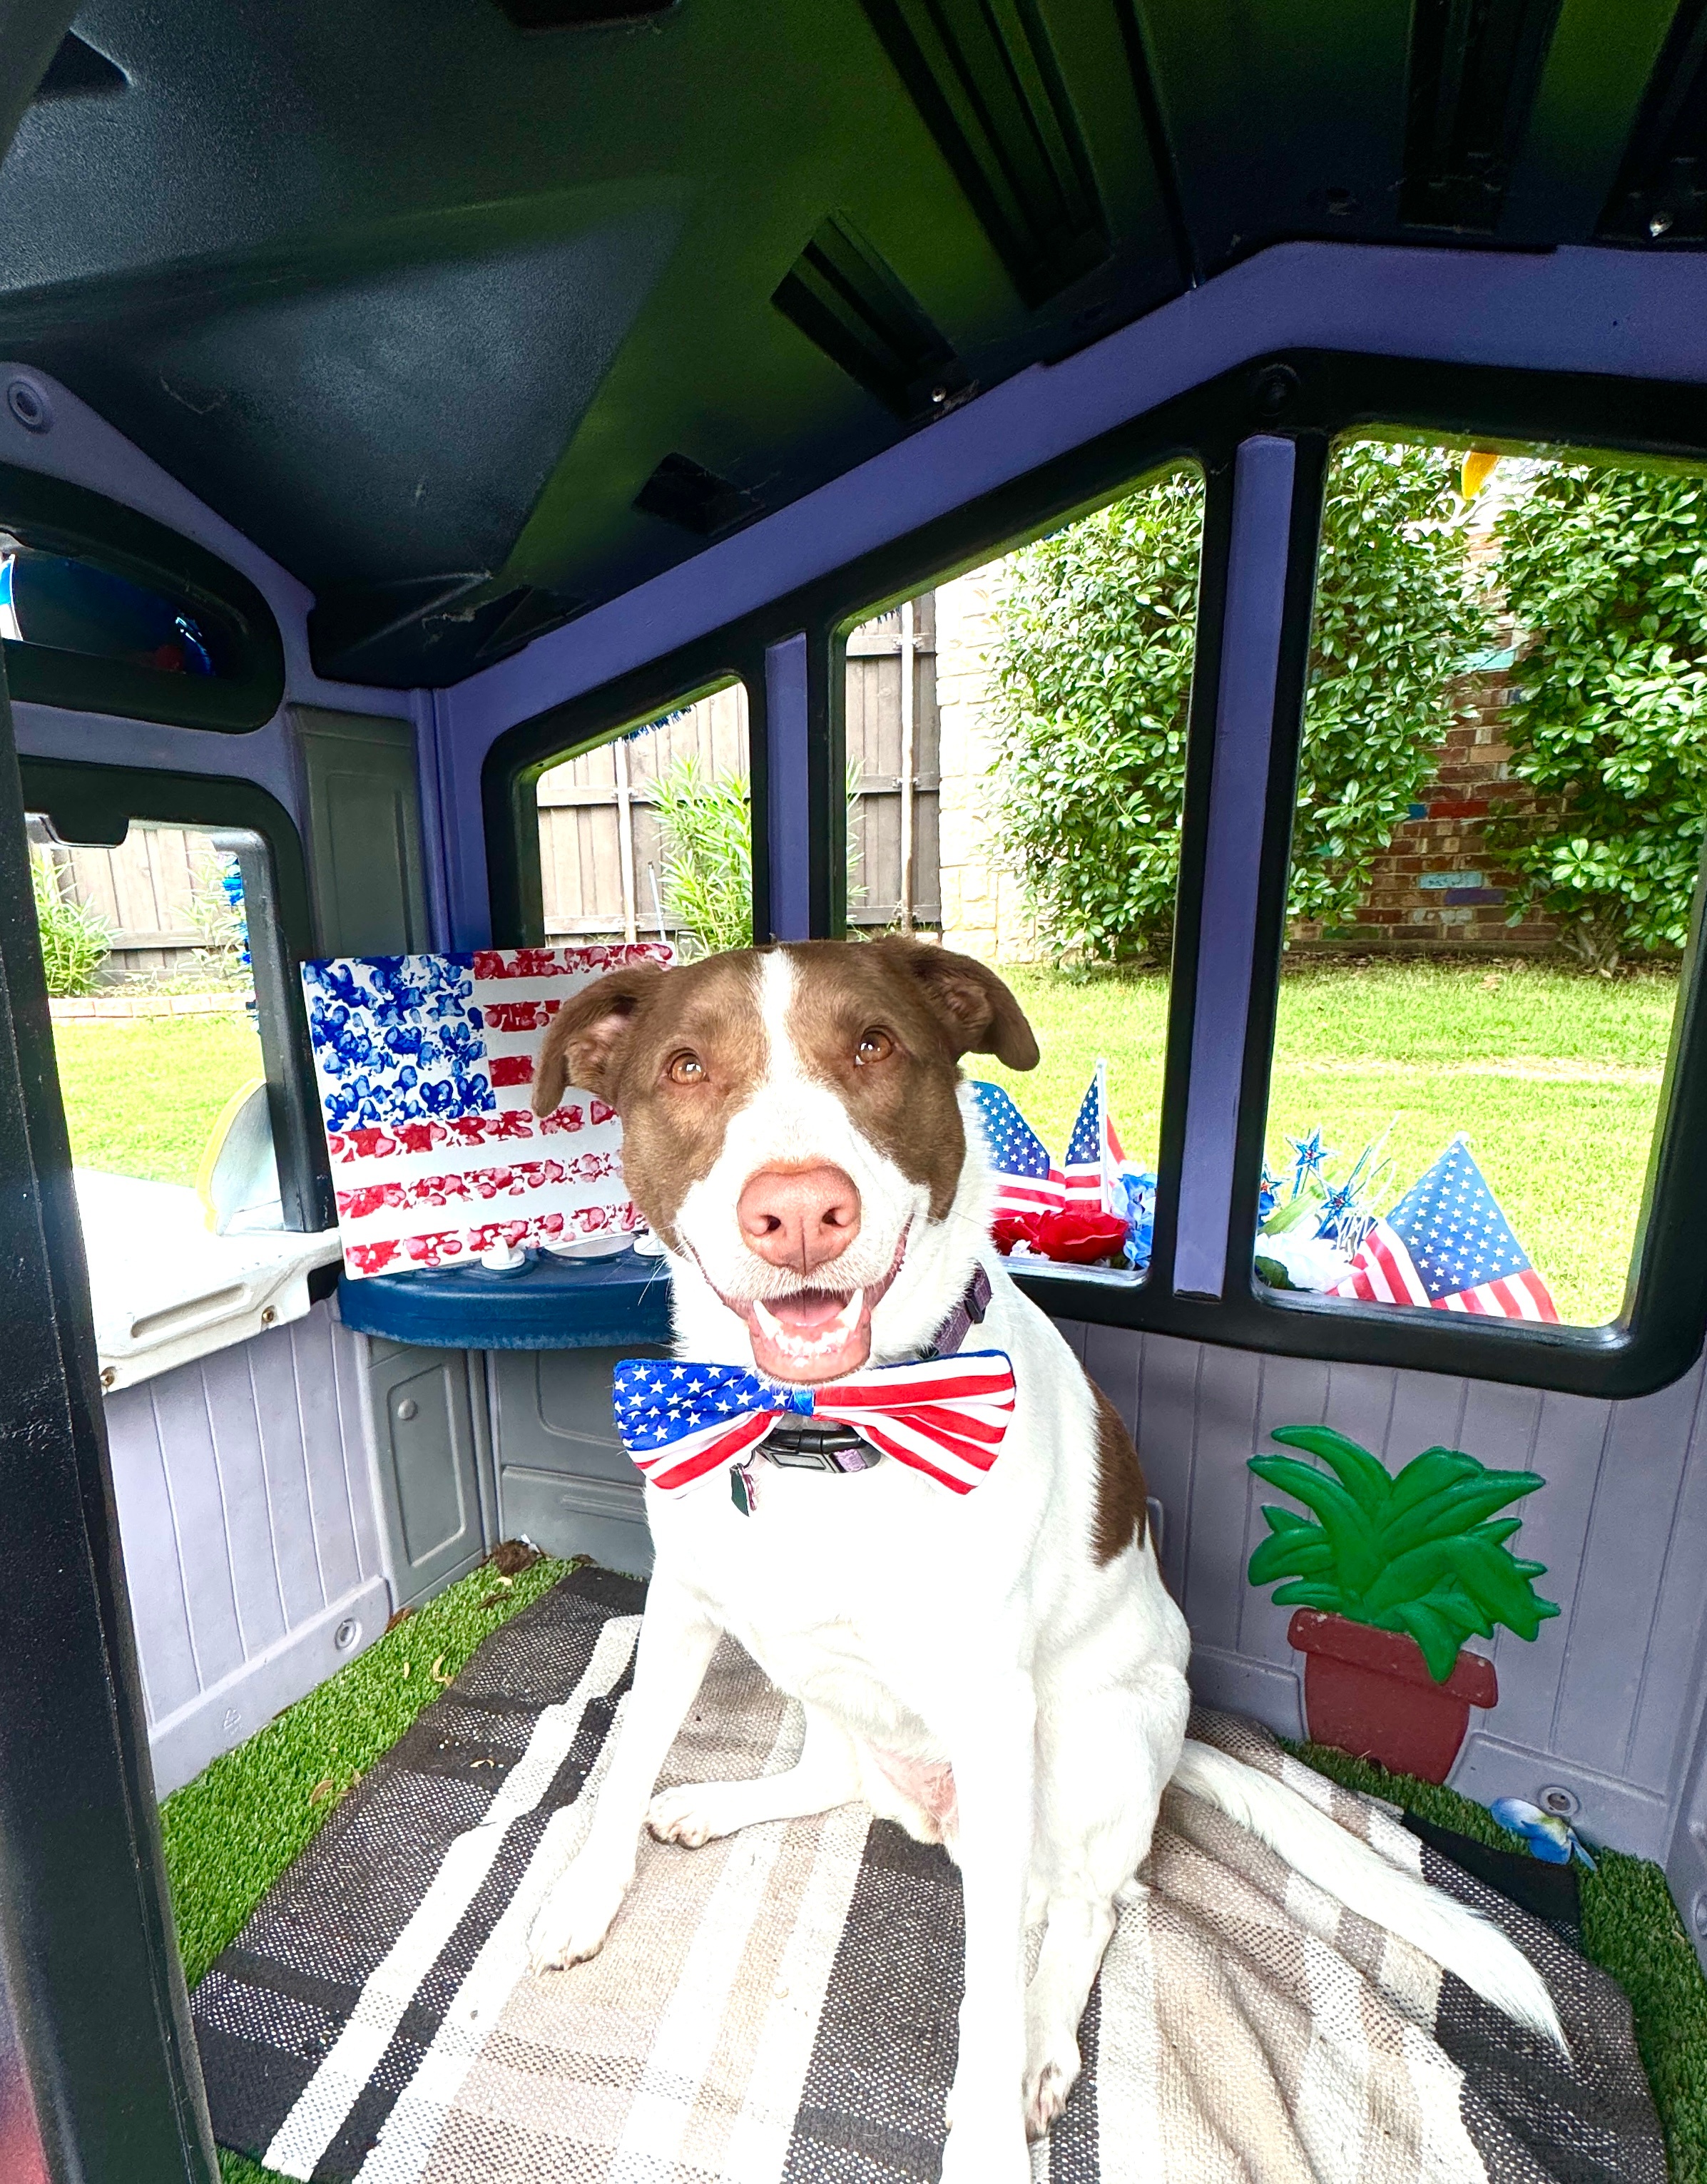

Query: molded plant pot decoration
[[1284, 1610, 1498, 1782], [1247, 1427, 1559, 1785]]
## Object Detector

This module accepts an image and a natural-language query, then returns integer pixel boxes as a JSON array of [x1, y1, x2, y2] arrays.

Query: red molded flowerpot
[[1287, 1609, 1498, 1784]]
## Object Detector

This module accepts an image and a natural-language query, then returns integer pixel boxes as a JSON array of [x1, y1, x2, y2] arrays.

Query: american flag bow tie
[[612, 1351, 1017, 1496]]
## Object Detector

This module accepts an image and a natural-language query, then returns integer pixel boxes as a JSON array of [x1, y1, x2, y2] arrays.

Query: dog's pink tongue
[[769, 1290, 845, 1332], [746, 1287, 872, 1384]]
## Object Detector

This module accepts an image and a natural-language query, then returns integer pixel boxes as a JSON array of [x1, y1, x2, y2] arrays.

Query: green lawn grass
[[977, 959, 1678, 1327], [160, 1552, 572, 2184], [50, 1013, 265, 1186]]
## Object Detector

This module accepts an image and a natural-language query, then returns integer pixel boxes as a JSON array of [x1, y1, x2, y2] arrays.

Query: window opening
[[28, 805, 337, 1387], [1258, 441, 1694, 1330], [844, 466, 1205, 1281], [31, 817, 266, 1192], [0, 542, 225, 676], [534, 679, 751, 956]]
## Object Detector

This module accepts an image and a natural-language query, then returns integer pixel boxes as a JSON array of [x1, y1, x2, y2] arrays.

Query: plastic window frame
[[486, 650, 769, 951], [19, 755, 333, 1233], [482, 349, 1707, 1399], [0, 464, 286, 732]]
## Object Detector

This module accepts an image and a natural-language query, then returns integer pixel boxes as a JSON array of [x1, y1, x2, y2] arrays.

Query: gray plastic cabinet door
[[296, 707, 430, 956], [367, 1340, 486, 1608], [489, 1345, 664, 1578]]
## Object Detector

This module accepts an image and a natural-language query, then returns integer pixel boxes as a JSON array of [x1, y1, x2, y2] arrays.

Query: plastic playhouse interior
[[9, 0, 1707, 2176]]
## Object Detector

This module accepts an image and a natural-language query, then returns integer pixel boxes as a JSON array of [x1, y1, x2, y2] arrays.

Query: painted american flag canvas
[[302, 942, 672, 1279], [1332, 1136, 1558, 1321]]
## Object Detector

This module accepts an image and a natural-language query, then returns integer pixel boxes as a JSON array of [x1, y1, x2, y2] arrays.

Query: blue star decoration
[[1285, 1129, 1333, 1198], [1490, 1797, 1597, 1869]]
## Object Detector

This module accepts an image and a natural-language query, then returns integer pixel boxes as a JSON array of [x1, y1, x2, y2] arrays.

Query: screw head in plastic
[[6, 379, 51, 432]]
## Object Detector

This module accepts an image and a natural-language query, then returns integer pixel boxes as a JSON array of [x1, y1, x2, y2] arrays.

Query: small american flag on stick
[[1064, 1058, 1125, 1213], [1333, 1138, 1557, 1321], [968, 1081, 1065, 1223]]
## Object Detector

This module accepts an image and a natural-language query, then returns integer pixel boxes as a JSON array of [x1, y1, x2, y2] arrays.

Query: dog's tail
[[1171, 1737, 1567, 2053]]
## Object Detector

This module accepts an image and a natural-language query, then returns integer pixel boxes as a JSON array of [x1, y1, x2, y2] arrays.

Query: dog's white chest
[[653, 1464, 964, 1755]]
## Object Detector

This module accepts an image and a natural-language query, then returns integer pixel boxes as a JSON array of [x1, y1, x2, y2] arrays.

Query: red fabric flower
[[993, 1208, 1128, 1266]]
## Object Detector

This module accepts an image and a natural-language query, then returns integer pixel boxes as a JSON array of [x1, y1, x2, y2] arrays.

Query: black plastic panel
[[0, 465, 283, 730], [773, 216, 970, 423], [1599, 0, 1707, 242]]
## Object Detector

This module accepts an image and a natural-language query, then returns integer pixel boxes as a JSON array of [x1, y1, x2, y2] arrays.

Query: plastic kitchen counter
[[335, 1246, 676, 1351]]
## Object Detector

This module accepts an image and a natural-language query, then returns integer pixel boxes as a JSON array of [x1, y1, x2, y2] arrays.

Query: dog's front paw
[[1022, 2036, 1081, 2140], [527, 1858, 630, 1973], [646, 1780, 744, 1848]]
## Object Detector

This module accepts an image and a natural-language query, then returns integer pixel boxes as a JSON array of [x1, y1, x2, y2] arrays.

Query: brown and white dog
[[524, 937, 1562, 2180]]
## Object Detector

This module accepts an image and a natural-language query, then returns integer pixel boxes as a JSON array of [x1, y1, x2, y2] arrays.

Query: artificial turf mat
[[159, 1571, 1707, 2184], [159, 1548, 573, 2184]]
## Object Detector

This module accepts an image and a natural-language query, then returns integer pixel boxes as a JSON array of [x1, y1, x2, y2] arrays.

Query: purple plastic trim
[[1173, 435, 1295, 1300], [9, 700, 305, 819], [765, 634, 810, 942], [434, 241, 1707, 946]]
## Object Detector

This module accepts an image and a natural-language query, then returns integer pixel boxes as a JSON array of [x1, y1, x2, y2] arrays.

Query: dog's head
[[533, 938, 1036, 1382]]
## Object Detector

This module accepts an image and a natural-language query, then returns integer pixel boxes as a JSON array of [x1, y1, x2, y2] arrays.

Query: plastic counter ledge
[[336, 1247, 676, 1351]]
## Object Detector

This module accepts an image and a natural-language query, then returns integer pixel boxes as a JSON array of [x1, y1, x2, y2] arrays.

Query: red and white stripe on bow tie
[[633, 1351, 1017, 1496]]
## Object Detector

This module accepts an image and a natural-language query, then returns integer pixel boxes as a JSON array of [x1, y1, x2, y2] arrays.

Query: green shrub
[[649, 754, 867, 956], [31, 852, 110, 996], [1487, 466, 1707, 971], [989, 447, 1487, 964], [651, 755, 753, 956]]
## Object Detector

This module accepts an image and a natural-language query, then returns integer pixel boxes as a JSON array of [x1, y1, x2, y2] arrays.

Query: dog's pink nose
[[738, 1163, 862, 1275]]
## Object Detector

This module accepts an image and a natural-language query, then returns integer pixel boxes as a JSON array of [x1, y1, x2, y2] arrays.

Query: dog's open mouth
[[722, 1236, 907, 1384]]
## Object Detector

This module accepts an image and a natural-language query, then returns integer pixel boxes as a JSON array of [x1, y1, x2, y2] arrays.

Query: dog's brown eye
[[855, 1029, 895, 1066], [666, 1051, 705, 1085]]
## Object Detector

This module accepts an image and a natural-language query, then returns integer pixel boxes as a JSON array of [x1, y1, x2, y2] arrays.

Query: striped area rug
[[192, 1566, 1663, 2183]]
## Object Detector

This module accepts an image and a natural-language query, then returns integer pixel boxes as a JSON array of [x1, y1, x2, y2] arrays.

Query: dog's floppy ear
[[867, 937, 1040, 1070], [531, 961, 671, 1116]]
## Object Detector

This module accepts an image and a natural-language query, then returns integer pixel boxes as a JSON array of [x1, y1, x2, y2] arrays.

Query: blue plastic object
[[335, 1247, 675, 1351]]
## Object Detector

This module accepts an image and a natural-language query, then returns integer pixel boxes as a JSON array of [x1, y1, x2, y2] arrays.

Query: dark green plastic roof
[[0, 0, 1695, 683]]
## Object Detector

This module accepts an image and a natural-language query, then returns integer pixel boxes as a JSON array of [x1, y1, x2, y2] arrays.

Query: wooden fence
[[534, 598, 941, 945], [845, 595, 940, 929], [29, 819, 223, 981], [536, 681, 750, 942]]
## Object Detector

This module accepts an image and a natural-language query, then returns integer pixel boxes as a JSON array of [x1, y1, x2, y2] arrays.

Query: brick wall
[[1289, 656, 1564, 956]]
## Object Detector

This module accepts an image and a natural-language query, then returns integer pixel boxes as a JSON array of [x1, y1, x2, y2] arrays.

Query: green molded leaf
[[1260, 1506, 1319, 1536], [1360, 1540, 1471, 1617], [1386, 1447, 1483, 1520], [1388, 1599, 1476, 1683], [1468, 1517, 1525, 1547], [1446, 1541, 1559, 1638], [1406, 1469, 1544, 1531], [1270, 1426, 1395, 1516], [1270, 1580, 1352, 1613], [1248, 1532, 1337, 1586], [1248, 1457, 1384, 1596]]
